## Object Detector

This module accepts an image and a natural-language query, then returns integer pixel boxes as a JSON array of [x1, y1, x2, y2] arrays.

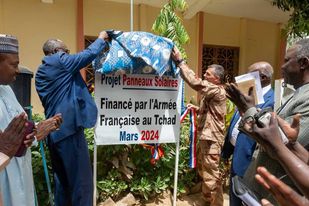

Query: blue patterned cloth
[[93, 31, 178, 76]]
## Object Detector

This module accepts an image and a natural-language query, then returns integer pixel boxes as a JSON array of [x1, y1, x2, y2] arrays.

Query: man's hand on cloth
[[171, 47, 183, 64], [0, 113, 27, 157], [35, 113, 63, 141], [98, 31, 110, 42], [255, 167, 309, 206], [225, 83, 255, 115]]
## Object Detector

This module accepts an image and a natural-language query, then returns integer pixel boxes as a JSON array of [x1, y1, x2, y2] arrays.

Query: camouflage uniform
[[180, 67, 226, 206]]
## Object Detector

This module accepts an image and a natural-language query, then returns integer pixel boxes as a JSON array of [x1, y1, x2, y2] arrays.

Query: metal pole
[[173, 138, 180, 206], [27, 106, 40, 206], [93, 140, 97, 206], [40, 141, 54, 206], [26, 105, 53, 206], [130, 0, 133, 31]]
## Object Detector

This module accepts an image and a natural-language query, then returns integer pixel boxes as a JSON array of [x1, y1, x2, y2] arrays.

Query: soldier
[[172, 47, 226, 206]]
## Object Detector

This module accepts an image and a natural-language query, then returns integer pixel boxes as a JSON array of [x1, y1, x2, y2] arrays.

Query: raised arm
[[225, 83, 256, 114], [171, 47, 205, 91], [60, 31, 109, 74]]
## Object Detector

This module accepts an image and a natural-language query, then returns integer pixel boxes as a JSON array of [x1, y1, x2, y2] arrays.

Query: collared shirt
[[180, 68, 226, 154], [230, 84, 272, 145], [277, 84, 304, 114], [262, 85, 271, 96], [281, 84, 295, 106], [0, 85, 35, 206], [230, 111, 241, 146]]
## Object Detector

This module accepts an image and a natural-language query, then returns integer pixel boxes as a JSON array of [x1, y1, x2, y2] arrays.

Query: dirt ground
[[99, 184, 230, 206], [139, 191, 229, 206]]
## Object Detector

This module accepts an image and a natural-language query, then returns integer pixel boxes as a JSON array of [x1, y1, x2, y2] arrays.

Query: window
[[84, 36, 96, 85], [202, 45, 239, 82]]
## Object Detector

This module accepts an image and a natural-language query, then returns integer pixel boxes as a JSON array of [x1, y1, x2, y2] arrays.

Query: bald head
[[248, 61, 273, 87], [42, 39, 69, 56]]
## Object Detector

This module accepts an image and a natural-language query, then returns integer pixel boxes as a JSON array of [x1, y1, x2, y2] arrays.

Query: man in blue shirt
[[222, 62, 275, 206], [35, 31, 109, 206]]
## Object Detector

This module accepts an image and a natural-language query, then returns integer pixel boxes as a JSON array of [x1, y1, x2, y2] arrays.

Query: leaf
[[272, 0, 309, 36], [152, 0, 190, 58]]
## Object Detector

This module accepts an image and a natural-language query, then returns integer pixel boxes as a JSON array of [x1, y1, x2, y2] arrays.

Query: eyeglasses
[[55, 47, 70, 54], [259, 73, 267, 79], [62, 48, 70, 54]]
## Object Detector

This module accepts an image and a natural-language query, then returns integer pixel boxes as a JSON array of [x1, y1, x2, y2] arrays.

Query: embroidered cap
[[0, 34, 18, 54]]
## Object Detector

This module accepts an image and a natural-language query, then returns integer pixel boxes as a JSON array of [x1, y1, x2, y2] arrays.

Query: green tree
[[152, 0, 190, 58], [272, 0, 309, 37]]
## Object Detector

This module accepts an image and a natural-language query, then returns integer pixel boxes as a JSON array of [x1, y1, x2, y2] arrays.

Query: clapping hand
[[36, 113, 63, 141], [0, 113, 27, 157]]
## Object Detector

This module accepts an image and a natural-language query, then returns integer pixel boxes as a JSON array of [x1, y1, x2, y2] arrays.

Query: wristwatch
[[242, 107, 258, 122], [176, 58, 186, 66], [238, 107, 258, 130]]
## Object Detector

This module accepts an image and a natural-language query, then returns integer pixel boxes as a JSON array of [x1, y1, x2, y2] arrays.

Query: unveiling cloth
[[93, 30, 177, 76], [0, 85, 35, 206]]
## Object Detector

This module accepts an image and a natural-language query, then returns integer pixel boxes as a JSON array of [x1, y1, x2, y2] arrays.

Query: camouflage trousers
[[197, 140, 223, 206]]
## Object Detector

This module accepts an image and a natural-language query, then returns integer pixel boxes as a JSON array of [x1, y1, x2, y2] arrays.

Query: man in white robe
[[0, 34, 62, 206]]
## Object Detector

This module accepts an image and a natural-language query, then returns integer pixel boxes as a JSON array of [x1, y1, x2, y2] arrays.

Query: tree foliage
[[152, 0, 190, 59], [272, 0, 309, 37]]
